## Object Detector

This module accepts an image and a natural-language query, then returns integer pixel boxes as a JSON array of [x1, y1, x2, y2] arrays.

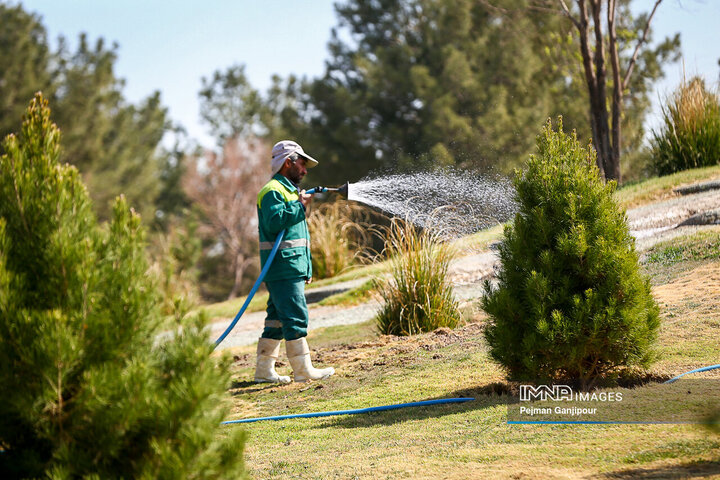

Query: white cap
[[271, 140, 319, 175]]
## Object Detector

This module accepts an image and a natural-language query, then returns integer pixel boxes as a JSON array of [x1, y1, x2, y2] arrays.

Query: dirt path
[[212, 181, 720, 350], [628, 187, 720, 250]]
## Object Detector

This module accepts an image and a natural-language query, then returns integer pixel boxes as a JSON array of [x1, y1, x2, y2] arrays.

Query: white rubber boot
[[254, 338, 291, 384], [286, 337, 335, 382]]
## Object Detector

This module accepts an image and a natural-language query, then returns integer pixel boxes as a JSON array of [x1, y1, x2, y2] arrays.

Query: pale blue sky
[[16, 0, 720, 148]]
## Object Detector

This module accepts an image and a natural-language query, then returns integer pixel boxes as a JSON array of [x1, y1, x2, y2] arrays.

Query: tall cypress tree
[[0, 94, 246, 479]]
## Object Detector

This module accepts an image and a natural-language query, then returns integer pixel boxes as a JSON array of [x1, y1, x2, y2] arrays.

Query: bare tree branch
[[552, 0, 665, 181], [622, 0, 663, 90], [557, 0, 582, 28], [183, 136, 271, 299]]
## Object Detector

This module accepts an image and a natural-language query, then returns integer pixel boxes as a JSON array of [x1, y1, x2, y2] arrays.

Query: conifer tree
[[0, 4, 53, 140], [0, 94, 246, 478], [482, 118, 659, 387], [0, 4, 172, 224]]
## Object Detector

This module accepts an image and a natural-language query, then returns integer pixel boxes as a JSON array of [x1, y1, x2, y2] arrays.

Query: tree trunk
[[227, 253, 248, 300], [561, 0, 662, 183], [607, 0, 623, 182], [589, 0, 616, 181], [576, 0, 614, 181], [575, 0, 607, 177]]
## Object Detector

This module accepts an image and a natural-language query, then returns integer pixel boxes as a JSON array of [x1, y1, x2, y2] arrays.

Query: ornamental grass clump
[[651, 76, 720, 175], [308, 199, 371, 279], [0, 94, 246, 478], [375, 217, 460, 336], [482, 118, 659, 387]]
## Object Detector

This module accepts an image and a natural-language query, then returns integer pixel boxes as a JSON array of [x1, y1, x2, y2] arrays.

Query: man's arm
[[259, 190, 307, 236]]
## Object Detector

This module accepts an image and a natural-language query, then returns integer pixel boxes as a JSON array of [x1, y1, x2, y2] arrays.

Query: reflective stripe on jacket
[[256, 173, 312, 282]]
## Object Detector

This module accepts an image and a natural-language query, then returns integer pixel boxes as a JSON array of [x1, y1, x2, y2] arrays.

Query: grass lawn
[[614, 165, 720, 209], [220, 229, 720, 479]]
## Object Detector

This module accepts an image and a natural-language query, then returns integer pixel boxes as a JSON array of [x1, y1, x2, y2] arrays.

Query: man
[[253, 140, 335, 384]]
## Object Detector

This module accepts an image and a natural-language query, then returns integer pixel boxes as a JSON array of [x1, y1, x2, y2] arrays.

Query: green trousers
[[261, 278, 309, 341]]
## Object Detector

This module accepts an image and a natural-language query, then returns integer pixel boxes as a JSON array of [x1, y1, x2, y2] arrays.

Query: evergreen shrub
[[651, 77, 720, 175], [482, 118, 659, 386], [0, 94, 246, 478], [375, 218, 460, 335]]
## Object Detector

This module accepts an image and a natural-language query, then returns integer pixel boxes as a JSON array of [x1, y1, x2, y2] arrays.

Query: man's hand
[[305, 277, 313, 285], [299, 189, 313, 208]]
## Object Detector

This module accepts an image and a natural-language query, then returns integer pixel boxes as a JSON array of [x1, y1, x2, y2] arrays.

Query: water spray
[[346, 170, 517, 236], [309, 171, 518, 238]]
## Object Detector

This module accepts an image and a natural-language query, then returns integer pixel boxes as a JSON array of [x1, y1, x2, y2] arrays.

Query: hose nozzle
[[307, 182, 349, 198], [336, 182, 349, 198]]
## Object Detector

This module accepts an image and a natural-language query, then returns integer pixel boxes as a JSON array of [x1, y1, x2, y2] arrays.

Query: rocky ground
[[211, 179, 720, 350]]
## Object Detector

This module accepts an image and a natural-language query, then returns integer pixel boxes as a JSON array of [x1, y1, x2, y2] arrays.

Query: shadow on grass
[[298, 374, 684, 430], [602, 460, 720, 479], [229, 380, 282, 394], [306, 383, 517, 429]]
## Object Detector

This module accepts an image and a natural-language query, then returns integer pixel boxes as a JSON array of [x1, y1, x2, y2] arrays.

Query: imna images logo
[[519, 385, 623, 402], [519, 385, 573, 401]]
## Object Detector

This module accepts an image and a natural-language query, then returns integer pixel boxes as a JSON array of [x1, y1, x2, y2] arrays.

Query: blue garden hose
[[221, 363, 720, 425], [221, 398, 475, 424], [664, 363, 720, 383], [213, 229, 286, 348], [213, 186, 323, 348]]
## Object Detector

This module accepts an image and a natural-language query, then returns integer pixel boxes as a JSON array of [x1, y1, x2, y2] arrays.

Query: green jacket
[[256, 173, 312, 282]]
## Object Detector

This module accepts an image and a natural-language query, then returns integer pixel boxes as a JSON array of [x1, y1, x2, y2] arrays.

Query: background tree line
[[0, 0, 683, 302], [0, 4, 175, 224]]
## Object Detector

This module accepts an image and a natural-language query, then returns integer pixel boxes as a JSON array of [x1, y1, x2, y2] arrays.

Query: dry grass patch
[[653, 262, 720, 319], [652, 261, 720, 373]]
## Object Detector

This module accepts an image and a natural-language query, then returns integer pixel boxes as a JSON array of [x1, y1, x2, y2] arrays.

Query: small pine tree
[[482, 118, 659, 387], [0, 94, 246, 478]]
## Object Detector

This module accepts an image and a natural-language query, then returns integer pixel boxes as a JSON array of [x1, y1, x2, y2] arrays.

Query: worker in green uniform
[[254, 140, 335, 383]]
